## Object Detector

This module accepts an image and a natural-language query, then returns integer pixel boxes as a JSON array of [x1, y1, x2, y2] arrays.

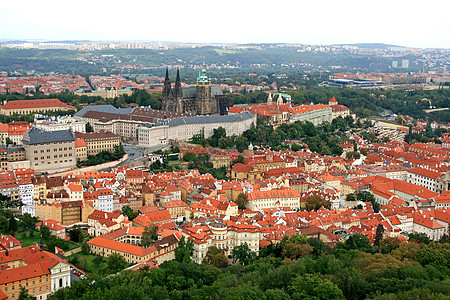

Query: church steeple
[[276, 94, 283, 105], [197, 61, 210, 83], [163, 67, 172, 99], [174, 68, 182, 98], [267, 93, 273, 105]]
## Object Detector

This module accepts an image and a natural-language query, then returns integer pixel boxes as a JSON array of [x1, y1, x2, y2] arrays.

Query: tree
[[81, 242, 90, 255], [174, 236, 194, 263], [356, 191, 379, 213], [122, 205, 138, 221], [141, 224, 158, 247], [289, 274, 343, 300], [8, 215, 18, 233], [346, 193, 356, 202], [374, 224, 385, 246], [305, 194, 331, 211], [0, 194, 21, 210], [380, 237, 402, 252], [69, 226, 83, 243], [345, 151, 360, 160], [360, 148, 368, 156], [234, 193, 248, 210], [232, 243, 256, 265], [408, 232, 431, 244], [107, 253, 127, 273], [415, 248, 448, 267], [235, 136, 249, 152], [18, 287, 34, 300], [183, 152, 197, 162], [202, 246, 228, 268], [85, 122, 94, 133], [232, 154, 245, 165], [344, 234, 372, 252], [40, 225, 51, 240], [209, 127, 227, 147]]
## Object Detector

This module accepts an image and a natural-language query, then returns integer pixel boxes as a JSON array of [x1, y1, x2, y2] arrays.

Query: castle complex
[[161, 66, 230, 116]]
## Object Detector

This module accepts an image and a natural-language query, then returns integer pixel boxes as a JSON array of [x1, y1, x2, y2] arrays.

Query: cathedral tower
[[196, 63, 214, 115]]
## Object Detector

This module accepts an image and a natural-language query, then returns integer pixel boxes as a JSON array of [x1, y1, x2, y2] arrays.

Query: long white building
[[138, 112, 256, 147]]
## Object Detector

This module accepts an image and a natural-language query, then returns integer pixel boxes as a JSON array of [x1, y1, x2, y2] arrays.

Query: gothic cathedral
[[161, 66, 230, 116]]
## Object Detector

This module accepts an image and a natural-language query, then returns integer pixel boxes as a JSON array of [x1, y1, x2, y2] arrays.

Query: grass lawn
[[214, 49, 240, 54], [168, 161, 183, 169], [69, 253, 110, 279], [14, 231, 79, 251], [14, 231, 41, 247]]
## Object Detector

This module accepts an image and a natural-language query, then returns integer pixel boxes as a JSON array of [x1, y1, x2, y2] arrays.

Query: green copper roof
[[197, 62, 211, 83]]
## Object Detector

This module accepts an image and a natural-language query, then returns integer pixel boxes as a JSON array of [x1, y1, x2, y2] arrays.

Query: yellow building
[[230, 163, 261, 180], [75, 130, 121, 156], [0, 99, 76, 116]]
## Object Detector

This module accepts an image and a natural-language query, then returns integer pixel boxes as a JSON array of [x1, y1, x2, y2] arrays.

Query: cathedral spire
[[174, 68, 182, 98], [163, 67, 172, 101]]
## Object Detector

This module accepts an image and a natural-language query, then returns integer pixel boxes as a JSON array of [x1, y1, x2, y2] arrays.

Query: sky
[[1, 0, 450, 48]]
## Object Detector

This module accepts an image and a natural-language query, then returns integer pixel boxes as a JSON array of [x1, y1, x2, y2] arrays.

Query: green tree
[[234, 193, 248, 210], [40, 225, 51, 240], [235, 136, 249, 152], [289, 274, 343, 300], [141, 224, 158, 247], [408, 232, 431, 244], [0, 194, 21, 209], [374, 224, 385, 246], [174, 236, 194, 263], [346, 193, 356, 202], [202, 246, 228, 268], [305, 194, 331, 211], [122, 205, 138, 221], [415, 248, 448, 267], [232, 154, 245, 165], [69, 226, 83, 243], [107, 253, 127, 273], [85, 122, 94, 133], [183, 152, 197, 162], [18, 287, 34, 300], [344, 233, 372, 252], [81, 242, 90, 255], [232, 243, 256, 265]]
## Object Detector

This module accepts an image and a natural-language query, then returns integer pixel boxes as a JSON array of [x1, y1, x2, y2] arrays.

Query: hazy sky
[[1, 0, 449, 48]]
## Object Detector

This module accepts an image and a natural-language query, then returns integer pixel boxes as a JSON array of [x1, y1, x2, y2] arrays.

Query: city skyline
[[1, 0, 450, 49]]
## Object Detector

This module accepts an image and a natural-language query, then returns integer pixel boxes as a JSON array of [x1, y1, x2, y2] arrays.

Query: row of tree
[[49, 232, 450, 300]]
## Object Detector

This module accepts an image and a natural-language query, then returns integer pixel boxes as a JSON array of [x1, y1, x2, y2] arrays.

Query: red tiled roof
[[0, 99, 75, 110]]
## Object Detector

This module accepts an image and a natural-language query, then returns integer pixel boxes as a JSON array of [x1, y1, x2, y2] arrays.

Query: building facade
[[162, 68, 230, 116], [138, 112, 256, 147], [22, 129, 76, 173]]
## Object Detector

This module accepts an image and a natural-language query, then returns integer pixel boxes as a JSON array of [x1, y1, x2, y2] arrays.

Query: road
[[120, 143, 169, 166]]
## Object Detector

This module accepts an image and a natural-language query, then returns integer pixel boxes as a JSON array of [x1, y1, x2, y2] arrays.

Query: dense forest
[[49, 234, 450, 300]]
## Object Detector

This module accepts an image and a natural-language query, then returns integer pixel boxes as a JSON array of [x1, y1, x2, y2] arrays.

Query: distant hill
[[335, 43, 406, 49]]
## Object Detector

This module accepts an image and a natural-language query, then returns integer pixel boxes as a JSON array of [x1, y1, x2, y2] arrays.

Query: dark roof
[[22, 128, 76, 145], [0, 146, 25, 153], [182, 84, 223, 98], [163, 111, 255, 127], [74, 105, 135, 117]]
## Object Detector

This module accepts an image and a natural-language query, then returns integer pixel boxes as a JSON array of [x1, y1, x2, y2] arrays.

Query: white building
[[247, 188, 301, 210], [18, 180, 34, 216], [97, 188, 114, 212], [34, 115, 86, 133], [138, 112, 256, 147], [406, 167, 447, 194]]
